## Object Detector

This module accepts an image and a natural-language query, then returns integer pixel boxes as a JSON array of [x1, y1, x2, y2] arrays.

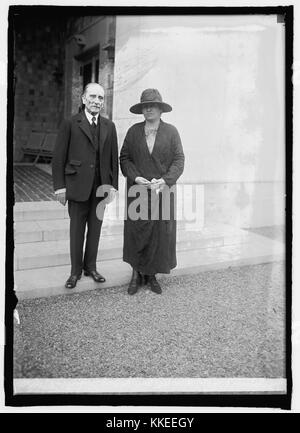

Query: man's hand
[[106, 188, 117, 204], [135, 176, 151, 186], [56, 191, 67, 206]]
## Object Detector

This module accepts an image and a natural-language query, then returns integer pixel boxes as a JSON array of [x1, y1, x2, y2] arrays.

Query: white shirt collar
[[84, 109, 99, 125]]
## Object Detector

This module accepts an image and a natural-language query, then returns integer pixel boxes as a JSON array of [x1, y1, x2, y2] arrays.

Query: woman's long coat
[[120, 119, 184, 274]]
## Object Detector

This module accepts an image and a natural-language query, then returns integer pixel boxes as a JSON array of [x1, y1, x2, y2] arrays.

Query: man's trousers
[[68, 172, 103, 276]]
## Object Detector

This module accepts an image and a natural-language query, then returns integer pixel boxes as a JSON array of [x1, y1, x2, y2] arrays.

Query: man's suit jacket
[[52, 112, 118, 202]]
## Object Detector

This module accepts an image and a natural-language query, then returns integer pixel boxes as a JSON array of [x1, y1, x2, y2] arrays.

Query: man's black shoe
[[128, 269, 140, 295], [148, 275, 162, 294], [65, 274, 81, 289], [84, 270, 106, 282]]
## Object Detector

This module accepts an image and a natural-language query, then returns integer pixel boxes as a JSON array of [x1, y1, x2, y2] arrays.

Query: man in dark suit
[[52, 83, 118, 289]]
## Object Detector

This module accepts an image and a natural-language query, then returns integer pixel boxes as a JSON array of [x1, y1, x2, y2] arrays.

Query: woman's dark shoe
[[65, 274, 81, 289], [138, 272, 145, 286], [128, 269, 140, 295], [84, 270, 106, 283], [148, 275, 162, 294]]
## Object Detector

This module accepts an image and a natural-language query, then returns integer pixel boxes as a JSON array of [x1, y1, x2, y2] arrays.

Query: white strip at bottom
[[14, 378, 287, 395]]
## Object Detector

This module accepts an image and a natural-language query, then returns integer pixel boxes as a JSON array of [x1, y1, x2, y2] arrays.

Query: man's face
[[82, 84, 104, 115], [142, 103, 162, 122]]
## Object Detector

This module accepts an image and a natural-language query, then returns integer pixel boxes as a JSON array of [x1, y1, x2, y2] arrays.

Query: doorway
[[81, 55, 99, 89]]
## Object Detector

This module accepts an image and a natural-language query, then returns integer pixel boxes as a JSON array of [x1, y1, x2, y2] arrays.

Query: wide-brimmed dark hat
[[129, 88, 172, 114]]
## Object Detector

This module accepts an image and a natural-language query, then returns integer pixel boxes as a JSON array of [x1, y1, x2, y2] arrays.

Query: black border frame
[[5, 5, 293, 410]]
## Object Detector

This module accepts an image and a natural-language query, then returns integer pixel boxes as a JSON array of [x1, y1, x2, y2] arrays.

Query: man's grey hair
[[82, 82, 105, 97]]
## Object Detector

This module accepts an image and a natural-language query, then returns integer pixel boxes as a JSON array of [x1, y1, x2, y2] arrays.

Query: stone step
[[14, 218, 121, 243], [14, 225, 279, 271], [14, 199, 127, 222], [14, 201, 68, 222], [14, 233, 284, 300], [14, 217, 190, 244], [14, 227, 231, 271]]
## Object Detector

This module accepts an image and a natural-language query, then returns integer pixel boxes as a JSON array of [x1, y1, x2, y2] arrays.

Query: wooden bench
[[21, 130, 57, 164], [21, 131, 46, 164], [39, 132, 57, 163]]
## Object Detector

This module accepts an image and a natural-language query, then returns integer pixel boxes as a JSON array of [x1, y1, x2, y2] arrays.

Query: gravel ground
[[14, 261, 285, 378]]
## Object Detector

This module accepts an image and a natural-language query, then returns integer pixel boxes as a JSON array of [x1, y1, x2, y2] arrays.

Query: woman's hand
[[135, 176, 151, 186], [150, 178, 166, 192]]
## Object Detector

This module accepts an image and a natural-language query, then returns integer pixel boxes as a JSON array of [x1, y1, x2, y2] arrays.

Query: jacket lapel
[[99, 116, 108, 156], [77, 112, 95, 148], [150, 120, 164, 157], [145, 120, 167, 176], [138, 122, 152, 160], [138, 120, 165, 159], [140, 119, 164, 160]]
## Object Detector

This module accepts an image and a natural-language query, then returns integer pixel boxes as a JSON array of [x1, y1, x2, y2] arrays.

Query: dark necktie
[[91, 116, 97, 143]]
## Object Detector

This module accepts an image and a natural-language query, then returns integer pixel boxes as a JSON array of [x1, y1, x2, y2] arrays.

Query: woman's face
[[142, 103, 162, 122]]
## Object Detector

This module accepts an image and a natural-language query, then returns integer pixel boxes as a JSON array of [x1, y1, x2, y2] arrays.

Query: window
[[82, 56, 99, 89], [76, 45, 100, 89]]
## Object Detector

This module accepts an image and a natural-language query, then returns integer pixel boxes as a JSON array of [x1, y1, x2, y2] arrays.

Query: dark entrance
[[77, 46, 100, 90]]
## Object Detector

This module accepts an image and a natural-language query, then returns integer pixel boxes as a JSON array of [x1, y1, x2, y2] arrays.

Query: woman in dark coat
[[120, 89, 185, 295]]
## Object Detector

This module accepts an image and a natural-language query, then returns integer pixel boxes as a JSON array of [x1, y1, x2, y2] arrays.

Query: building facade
[[13, 13, 285, 229]]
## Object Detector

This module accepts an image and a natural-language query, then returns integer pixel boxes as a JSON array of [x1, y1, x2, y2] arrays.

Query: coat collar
[[76, 112, 108, 154], [138, 119, 165, 158]]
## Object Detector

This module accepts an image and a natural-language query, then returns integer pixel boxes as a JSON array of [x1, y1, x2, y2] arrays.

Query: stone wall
[[13, 14, 115, 161], [13, 15, 66, 161], [113, 15, 285, 228]]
